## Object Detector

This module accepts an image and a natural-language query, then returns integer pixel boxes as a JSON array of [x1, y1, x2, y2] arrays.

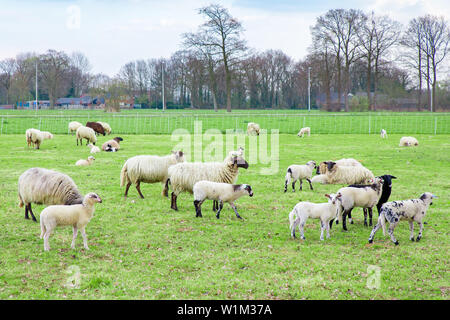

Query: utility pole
[[162, 62, 166, 111], [308, 67, 311, 112], [35, 59, 38, 112]]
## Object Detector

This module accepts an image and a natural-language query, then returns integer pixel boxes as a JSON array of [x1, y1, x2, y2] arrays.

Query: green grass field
[[0, 132, 449, 299]]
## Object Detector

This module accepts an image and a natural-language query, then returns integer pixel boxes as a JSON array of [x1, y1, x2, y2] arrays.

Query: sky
[[1, 0, 449, 76]]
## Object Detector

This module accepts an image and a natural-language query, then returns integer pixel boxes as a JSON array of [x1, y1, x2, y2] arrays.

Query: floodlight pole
[[35, 59, 38, 112], [308, 67, 311, 112], [162, 62, 166, 111]]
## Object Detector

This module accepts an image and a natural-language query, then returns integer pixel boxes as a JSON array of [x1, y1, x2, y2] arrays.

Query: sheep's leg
[[216, 201, 224, 219], [368, 208, 373, 226], [329, 219, 334, 230], [43, 230, 51, 251], [299, 179, 303, 191], [24, 204, 29, 220], [320, 220, 325, 241], [71, 226, 78, 249], [368, 218, 383, 243], [363, 208, 368, 227], [171, 192, 178, 211], [326, 219, 331, 239], [135, 181, 145, 199], [342, 210, 349, 231], [387, 222, 399, 245], [416, 221, 424, 242], [307, 178, 313, 190], [194, 200, 203, 218], [162, 179, 169, 197], [291, 218, 299, 238], [299, 219, 306, 240], [80, 228, 89, 250], [28, 204, 37, 222], [292, 181, 296, 192], [284, 179, 288, 193], [213, 200, 218, 212], [409, 221, 415, 241], [124, 182, 132, 198], [230, 202, 242, 219], [348, 209, 353, 225]]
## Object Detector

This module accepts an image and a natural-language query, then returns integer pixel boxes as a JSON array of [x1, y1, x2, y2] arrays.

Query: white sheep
[[297, 127, 311, 137], [75, 156, 95, 166], [289, 193, 343, 241], [68, 121, 83, 135], [120, 151, 185, 198], [335, 177, 383, 231], [97, 121, 112, 135], [399, 136, 418, 147], [102, 137, 123, 151], [40, 131, 54, 140], [315, 158, 362, 175], [18, 168, 84, 222], [247, 122, 261, 136], [87, 143, 101, 154], [167, 154, 249, 211], [312, 161, 374, 185], [193, 181, 253, 219], [40, 192, 102, 251], [380, 129, 387, 138], [368, 192, 437, 245], [25, 128, 52, 149], [76, 126, 97, 146], [284, 161, 316, 192]]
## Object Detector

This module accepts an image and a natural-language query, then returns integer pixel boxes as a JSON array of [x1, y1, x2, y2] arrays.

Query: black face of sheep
[[233, 156, 249, 169], [244, 185, 253, 197], [114, 137, 123, 142], [326, 161, 337, 171]]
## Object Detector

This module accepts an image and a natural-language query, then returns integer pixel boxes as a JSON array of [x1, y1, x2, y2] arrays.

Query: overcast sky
[[1, 0, 449, 76]]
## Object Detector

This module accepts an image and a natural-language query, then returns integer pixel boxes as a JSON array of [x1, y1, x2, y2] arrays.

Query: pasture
[[0, 130, 448, 299]]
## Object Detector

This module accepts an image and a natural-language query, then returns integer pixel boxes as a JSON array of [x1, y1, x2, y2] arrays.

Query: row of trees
[[0, 4, 449, 111]]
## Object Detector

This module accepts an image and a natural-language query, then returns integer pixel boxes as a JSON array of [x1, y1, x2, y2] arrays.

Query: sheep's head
[[306, 160, 316, 169], [326, 161, 337, 171], [243, 184, 253, 197], [420, 192, 437, 205], [172, 150, 185, 162], [230, 156, 248, 169], [83, 192, 102, 205], [88, 156, 95, 162], [378, 175, 397, 188], [325, 193, 342, 205], [114, 137, 123, 142]]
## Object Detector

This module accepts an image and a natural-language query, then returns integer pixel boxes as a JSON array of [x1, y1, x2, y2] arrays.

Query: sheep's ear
[[324, 194, 331, 199], [390, 175, 397, 179], [179, 151, 184, 157]]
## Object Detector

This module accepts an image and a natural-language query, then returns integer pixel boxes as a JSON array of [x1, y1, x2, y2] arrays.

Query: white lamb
[[68, 121, 83, 134], [75, 156, 95, 166], [297, 127, 311, 137], [335, 177, 383, 231], [289, 193, 343, 241], [167, 154, 249, 211], [193, 181, 253, 219], [87, 143, 101, 154], [120, 151, 185, 198], [39, 192, 102, 251], [368, 192, 437, 245], [247, 122, 261, 136], [380, 129, 387, 138], [97, 121, 112, 135], [399, 136, 418, 147], [76, 126, 97, 146], [284, 161, 316, 192]]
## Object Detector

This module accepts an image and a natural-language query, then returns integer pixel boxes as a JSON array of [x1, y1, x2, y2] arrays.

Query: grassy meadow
[[0, 132, 448, 300]]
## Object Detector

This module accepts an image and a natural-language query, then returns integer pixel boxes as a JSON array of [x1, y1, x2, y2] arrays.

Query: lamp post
[[308, 67, 311, 112]]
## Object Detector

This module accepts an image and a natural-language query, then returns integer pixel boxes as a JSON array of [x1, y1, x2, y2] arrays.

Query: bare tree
[[0, 58, 16, 104], [69, 52, 91, 97]]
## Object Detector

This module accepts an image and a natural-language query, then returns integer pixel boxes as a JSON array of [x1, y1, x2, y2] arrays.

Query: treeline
[[0, 4, 449, 111]]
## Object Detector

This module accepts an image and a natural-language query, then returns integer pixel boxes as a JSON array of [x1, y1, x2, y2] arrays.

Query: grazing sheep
[[297, 127, 311, 137], [86, 121, 106, 136], [380, 129, 387, 138], [289, 193, 343, 241], [40, 131, 54, 140], [18, 168, 83, 222], [76, 126, 97, 146], [284, 161, 316, 192], [316, 158, 362, 175], [87, 143, 101, 154], [368, 192, 437, 245], [193, 181, 253, 219], [75, 156, 95, 166], [167, 154, 249, 211], [335, 177, 383, 231], [68, 121, 83, 134], [120, 151, 185, 198], [247, 122, 261, 136], [102, 137, 123, 151], [313, 161, 374, 185], [40, 192, 102, 251], [399, 136, 419, 147], [97, 121, 111, 135], [25, 128, 52, 149]]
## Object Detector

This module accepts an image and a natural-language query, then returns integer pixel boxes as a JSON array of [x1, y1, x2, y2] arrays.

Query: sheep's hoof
[[394, 241, 399, 246], [364, 222, 368, 227], [368, 239, 373, 244], [416, 236, 421, 242], [410, 238, 415, 242]]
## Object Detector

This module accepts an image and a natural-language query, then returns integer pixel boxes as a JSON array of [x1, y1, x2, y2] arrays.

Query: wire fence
[[1, 113, 449, 135]]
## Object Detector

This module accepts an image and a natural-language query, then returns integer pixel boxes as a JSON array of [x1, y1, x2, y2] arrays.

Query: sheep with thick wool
[[297, 127, 311, 137], [97, 121, 112, 135], [315, 158, 362, 175], [193, 181, 253, 219], [399, 136, 418, 147], [87, 143, 101, 154], [102, 137, 123, 151], [18, 167, 84, 222], [335, 177, 383, 231], [167, 154, 249, 211], [289, 193, 343, 241], [247, 122, 261, 136], [40, 192, 102, 251], [25, 128, 53, 149], [284, 161, 316, 192], [68, 121, 83, 134], [369, 192, 437, 245], [312, 161, 374, 185], [120, 151, 185, 199], [76, 156, 95, 166], [76, 126, 97, 146]]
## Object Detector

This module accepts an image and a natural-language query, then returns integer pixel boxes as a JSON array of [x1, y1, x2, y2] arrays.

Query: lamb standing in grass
[[120, 151, 185, 198], [247, 122, 261, 136], [75, 156, 95, 166], [87, 143, 101, 154], [297, 127, 310, 137], [284, 161, 316, 192], [399, 136, 418, 147], [40, 193, 102, 251], [76, 126, 97, 146], [368, 192, 437, 245], [193, 181, 253, 219], [380, 129, 387, 138], [25, 128, 53, 149], [289, 193, 343, 241]]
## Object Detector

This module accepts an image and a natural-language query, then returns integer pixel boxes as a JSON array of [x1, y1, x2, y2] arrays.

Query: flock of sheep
[[18, 120, 435, 251]]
